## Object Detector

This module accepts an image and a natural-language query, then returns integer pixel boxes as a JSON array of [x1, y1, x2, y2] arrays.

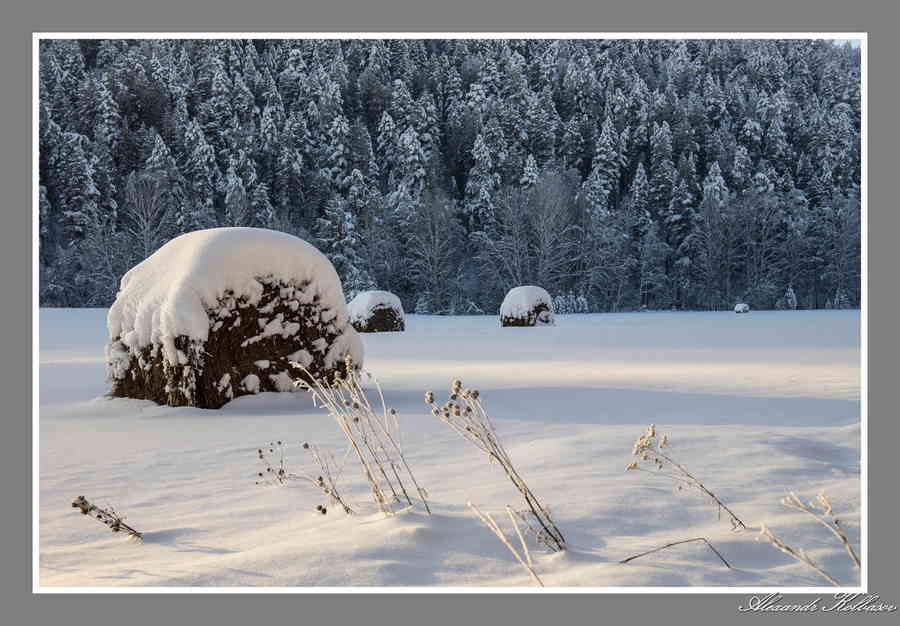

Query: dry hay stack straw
[[500, 302, 553, 327], [110, 277, 354, 409]]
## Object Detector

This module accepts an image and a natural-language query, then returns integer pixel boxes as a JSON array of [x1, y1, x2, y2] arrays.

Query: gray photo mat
[[3, 1, 896, 625]]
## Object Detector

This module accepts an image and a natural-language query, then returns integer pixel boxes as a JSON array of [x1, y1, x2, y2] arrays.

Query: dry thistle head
[[425, 391, 434, 405]]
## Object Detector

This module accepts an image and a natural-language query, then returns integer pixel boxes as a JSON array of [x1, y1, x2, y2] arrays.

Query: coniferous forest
[[38, 38, 861, 313]]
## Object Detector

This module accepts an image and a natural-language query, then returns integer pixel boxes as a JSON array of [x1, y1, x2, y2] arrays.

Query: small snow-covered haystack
[[499, 286, 555, 327], [105, 228, 363, 409], [347, 290, 405, 333], [734, 303, 751, 314]]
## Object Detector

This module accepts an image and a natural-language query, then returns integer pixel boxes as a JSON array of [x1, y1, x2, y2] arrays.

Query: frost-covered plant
[[627, 424, 747, 531], [292, 356, 431, 516], [71, 496, 143, 540], [255, 440, 353, 515], [757, 524, 840, 586], [428, 379, 566, 552], [757, 490, 860, 586], [469, 502, 544, 587]]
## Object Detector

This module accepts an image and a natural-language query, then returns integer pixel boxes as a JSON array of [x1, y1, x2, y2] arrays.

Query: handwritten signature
[[739, 593, 897, 613]]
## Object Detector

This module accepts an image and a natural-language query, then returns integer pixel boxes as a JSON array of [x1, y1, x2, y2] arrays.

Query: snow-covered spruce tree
[[696, 161, 732, 309], [54, 132, 101, 244], [223, 158, 249, 227], [315, 188, 375, 300], [38, 39, 861, 309], [323, 113, 353, 194], [464, 133, 501, 233], [784, 285, 798, 310], [638, 219, 671, 310], [519, 153, 540, 190], [182, 119, 219, 228], [145, 133, 189, 236]]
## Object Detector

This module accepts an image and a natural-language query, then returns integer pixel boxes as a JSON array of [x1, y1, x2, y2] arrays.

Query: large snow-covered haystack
[[734, 303, 751, 314], [347, 290, 405, 333], [499, 286, 555, 327], [105, 228, 363, 409]]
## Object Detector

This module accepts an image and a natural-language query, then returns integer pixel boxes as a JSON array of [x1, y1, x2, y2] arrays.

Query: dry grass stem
[[620, 537, 732, 569], [756, 490, 861, 587], [469, 502, 544, 587], [781, 491, 860, 569], [626, 424, 747, 531], [292, 356, 430, 516], [757, 523, 841, 586], [428, 379, 565, 552], [71, 496, 143, 540]]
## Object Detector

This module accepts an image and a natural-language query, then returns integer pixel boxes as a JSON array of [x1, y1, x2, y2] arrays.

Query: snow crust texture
[[41, 309, 861, 587]]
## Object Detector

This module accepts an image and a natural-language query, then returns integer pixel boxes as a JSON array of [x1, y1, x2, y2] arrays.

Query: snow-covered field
[[38, 308, 862, 588]]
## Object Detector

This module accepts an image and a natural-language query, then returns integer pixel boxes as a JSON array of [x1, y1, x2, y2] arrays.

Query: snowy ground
[[38, 309, 862, 588]]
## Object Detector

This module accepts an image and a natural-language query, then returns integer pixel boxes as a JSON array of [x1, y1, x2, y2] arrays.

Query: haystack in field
[[734, 303, 751, 313], [499, 286, 555, 327], [348, 290, 405, 333], [105, 228, 363, 409]]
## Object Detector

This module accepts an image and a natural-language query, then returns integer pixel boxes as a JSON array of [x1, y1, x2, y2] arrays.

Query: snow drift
[[500, 286, 555, 327], [105, 227, 363, 408], [347, 290, 405, 333]]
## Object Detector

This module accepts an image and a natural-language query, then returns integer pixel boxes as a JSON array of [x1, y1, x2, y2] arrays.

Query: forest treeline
[[38, 38, 861, 312]]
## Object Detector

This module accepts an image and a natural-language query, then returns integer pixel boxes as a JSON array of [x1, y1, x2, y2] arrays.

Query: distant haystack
[[500, 286, 555, 327], [105, 228, 363, 409], [348, 290, 405, 333], [734, 303, 751, 314]]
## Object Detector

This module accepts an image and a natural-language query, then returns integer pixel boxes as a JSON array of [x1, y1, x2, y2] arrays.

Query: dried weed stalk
[[255, 440, 354, 515], [71, 495, 143, 540], [757, 523, 841, 586], [292, 356, 430, 516], [428, 379, 565, 552], [469, 502, 544, 587], [757, 490, 861, 586], [619, 537, 732, 569], [627, 424, 747, 531]]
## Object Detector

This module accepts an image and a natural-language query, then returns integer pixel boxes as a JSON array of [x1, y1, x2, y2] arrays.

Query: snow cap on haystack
[[347, 290, 405, 332], [106, 227, 363, 408], [499, 285, 555, 327], [734, 303, 751, 313]]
